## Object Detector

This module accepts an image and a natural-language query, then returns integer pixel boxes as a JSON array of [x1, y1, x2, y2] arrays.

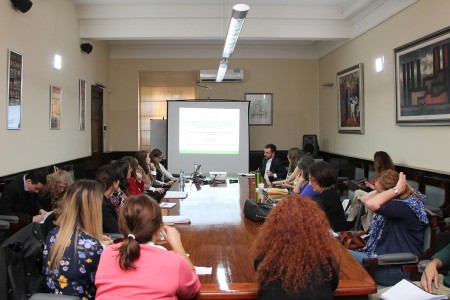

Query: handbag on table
[[243, 199, 274, 222]]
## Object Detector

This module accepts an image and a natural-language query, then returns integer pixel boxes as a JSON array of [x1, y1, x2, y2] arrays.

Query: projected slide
[[179, 107, 239, 154]]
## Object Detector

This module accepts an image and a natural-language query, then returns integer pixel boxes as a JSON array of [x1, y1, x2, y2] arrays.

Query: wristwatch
[[392, 188, 398, 195]]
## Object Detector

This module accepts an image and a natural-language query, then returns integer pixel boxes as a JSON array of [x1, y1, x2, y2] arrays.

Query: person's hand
[[267, 170, 274, 177], [166, 180, 174, 186], [156, 188, 165, 194], [32, 214, 43, 223], [161, 225, 184, 253], [421, 259, 441, 293], [149, 163, 155, 171], [39, 209, 48, 215], [136, 171, 143, 182], [365, 181, 375, 190], [101, 235, 113, 247], [394, 172, 407, 194]]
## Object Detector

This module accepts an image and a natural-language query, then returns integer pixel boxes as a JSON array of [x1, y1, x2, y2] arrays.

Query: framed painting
[[79, 79, 86, 130], [337, 63, 364, 134], [395, 26, 450, 125], [245, 93, 273, 125], [7, 50, 23, 129], [50, 85, 62, 129]]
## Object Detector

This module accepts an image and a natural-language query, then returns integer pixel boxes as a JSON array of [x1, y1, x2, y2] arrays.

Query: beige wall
[[108, 58, 318, 152], [318, 0, 450, 175], [0, 0, 110, 176]]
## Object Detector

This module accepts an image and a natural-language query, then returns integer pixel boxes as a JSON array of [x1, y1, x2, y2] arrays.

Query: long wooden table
[[162, 176, 376, 299]]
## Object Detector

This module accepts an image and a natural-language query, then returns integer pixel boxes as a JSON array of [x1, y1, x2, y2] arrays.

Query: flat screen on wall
[[167, 100, 249, 174]]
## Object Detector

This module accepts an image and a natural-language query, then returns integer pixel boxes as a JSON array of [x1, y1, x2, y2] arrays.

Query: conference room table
[[160, 175, 377, 299]]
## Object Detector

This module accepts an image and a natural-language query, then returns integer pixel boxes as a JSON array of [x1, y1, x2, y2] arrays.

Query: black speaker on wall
[[80, 43, 93, 54], [302, 134, 320, 158], [10, 0, 33, 13]]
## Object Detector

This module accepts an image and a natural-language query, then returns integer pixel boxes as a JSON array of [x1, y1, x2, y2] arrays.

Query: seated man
[[261, 144, 287, 185], [0, 169, 48, 223], [421, 243, 450, 294]]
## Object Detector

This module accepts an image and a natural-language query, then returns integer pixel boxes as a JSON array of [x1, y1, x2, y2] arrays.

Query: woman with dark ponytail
[[95, 194, 201, 299]]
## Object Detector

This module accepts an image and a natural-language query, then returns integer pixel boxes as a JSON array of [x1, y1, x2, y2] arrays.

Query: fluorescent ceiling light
[[222, 4, 249, 58], [216, 59, 228, 82]]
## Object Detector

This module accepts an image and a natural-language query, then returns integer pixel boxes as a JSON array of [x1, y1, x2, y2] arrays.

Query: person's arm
[[362, 172, 407, 212], [292, 173, 306, 194], [161, 225, 194, 270], [160, 164, 175, 181], [285, 167, 300, 183], [102, 201, 119, 233]]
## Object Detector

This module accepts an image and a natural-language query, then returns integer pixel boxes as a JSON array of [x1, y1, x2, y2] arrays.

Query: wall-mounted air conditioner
[[199, 69, 244, 82]]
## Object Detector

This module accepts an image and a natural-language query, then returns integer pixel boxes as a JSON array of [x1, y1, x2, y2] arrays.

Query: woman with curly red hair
[[253, 194, 340, 299]]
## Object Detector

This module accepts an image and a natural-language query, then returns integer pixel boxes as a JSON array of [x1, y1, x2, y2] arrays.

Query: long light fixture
[[216, 59, 228, 82], [216, 3, 249, 82]]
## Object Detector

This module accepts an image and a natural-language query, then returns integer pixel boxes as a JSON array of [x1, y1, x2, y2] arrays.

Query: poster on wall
[[394, 26, 450, 125], [7, 50, 23, 129], [50, 85, 62, 129], [337, 63, 364, 134]]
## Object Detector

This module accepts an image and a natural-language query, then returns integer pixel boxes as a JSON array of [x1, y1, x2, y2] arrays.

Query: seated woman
[[39, 170, 73, 211], [292, 155, 320, 199], [150, 149, 176, 187], [109, 159, 130, 213], [136, 151, 166, 201], [350, 170, 428, 286], [365, 151, 395, 190], [123, 156, 145, 195], [272, 148, 302, 187], [95, 194, 201, 299], [43, 180, 111, 299], [96, 165, 120, 234], [309, 161, 348, 232], [253, 194, 340, 300]]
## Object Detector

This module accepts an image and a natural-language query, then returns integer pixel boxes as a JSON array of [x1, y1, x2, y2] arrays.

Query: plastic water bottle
[[194, 162, 198, 174], [179, 168, 185, 191]]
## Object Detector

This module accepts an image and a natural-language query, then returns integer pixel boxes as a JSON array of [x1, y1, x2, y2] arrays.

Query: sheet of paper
[[160, 202, 177, 209], [164, 191, 188, 199], [381, 279, 447, 300], [195, 266, 212, 275], [162, 215, 190, 224], [39, 211, 53, 224]]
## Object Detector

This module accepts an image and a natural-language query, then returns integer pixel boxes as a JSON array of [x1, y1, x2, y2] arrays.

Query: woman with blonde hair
[[39, 170, 73, 211], [95, 194, 201, 299], [253, 194, 340, 299], [350, 170, 428, 286], [43, 180, 108, 299]]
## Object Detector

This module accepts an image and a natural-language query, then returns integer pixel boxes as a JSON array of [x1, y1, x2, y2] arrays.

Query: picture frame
[[50, 85, 62, 129], [337, 63, 364, 134], [245, 93, 273, 125], [79, 79, 86, 130], [394, 26, 450, 125], [7, 50, 23, 129]]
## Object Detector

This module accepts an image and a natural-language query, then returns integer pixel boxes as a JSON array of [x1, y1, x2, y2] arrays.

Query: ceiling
[[71, 0, 417, 59]]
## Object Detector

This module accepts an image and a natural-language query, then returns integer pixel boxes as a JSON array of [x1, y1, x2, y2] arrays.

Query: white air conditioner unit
[[199, 69, 244, 82]]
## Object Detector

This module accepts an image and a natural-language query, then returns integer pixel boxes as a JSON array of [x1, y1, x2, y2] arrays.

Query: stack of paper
[[164, 191, 188, 199], [160, 202, 177, 209], [163, 215, 191, 224], [381, 279, 447, 300]]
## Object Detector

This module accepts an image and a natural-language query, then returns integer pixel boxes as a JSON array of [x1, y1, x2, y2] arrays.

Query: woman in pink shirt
[[95, 194, 201, 300]]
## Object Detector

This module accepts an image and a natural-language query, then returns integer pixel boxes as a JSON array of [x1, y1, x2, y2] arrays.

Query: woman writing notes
[[95, 194, 201, 299], [253, 195, 340, 300]]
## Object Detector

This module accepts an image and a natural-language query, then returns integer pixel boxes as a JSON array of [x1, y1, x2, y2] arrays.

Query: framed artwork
[[395, 26, 450, 125], [79, 79, 86, 130], [50, 85, 62, 129], [337, 63, 364, 134], [245, 93, 273, 125], [7, 50, 23, 129]]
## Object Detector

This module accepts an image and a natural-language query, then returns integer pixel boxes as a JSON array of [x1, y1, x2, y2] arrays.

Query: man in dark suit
[[0, 170, 47, 223], [261, 144, 287, 185]]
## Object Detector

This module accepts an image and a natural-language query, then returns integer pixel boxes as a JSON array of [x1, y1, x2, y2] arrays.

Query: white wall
[[318, 0, 450, 175], [0, 0, 110, 176]]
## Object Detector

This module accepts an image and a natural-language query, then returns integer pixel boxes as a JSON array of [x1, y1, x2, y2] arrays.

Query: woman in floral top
[[43, 180, 110, 299]]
